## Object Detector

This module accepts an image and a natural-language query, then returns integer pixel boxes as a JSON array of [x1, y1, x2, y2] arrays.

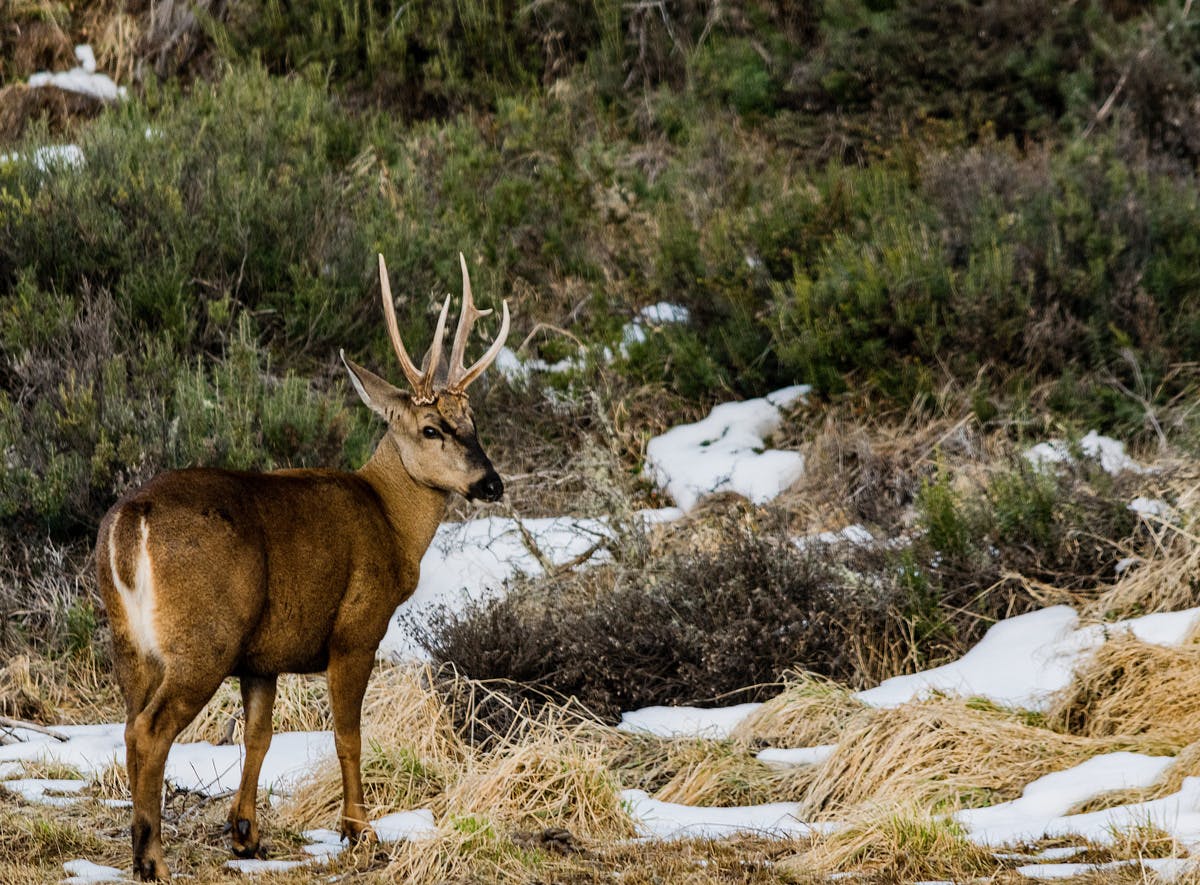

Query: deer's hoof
[[230, 817, 263, 858], [135, 856, 168, 881], [340, 821, 378, 845]]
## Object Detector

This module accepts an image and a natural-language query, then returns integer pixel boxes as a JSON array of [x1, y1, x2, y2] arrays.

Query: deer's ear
[[341, 351, 408, 421]]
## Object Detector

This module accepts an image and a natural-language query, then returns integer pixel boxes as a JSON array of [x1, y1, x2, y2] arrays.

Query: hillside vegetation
[[4, 1, 1200, 882]]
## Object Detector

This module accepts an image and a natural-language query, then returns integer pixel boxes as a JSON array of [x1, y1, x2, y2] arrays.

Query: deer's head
[[342, 254, 509, 502]]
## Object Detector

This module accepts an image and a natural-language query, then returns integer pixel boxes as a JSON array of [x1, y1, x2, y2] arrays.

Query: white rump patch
[[109, 512, 161, 659]]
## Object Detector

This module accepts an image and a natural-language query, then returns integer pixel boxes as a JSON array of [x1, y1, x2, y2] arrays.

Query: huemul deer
[[96, 254, 510, 880]]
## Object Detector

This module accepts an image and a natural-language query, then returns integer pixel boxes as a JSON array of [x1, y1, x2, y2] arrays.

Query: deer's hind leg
[[226, 674, 277, 858], [127, 668, 226, 881], [119, 649, 162, 842]]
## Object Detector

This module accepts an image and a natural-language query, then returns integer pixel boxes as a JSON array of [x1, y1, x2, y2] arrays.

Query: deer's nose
[[469, 472, 504, 502]]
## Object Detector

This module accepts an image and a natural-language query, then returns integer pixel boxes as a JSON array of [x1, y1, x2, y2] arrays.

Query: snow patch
[[163, 730, 334, 796], [379, 509, 681, 660], [756, 745, 837, 770], [1025, 430, 1145, 475], [495, 304, 689, 383], [644, 386, 809, 512], [792, 524, 874, 551], [61, 859, 125, 883], [0, 724, 333, 799], [300, 828, 344, 858], [0, 144, 85, 171], [1015, 858, 1196, 881], [373, 808, 438, 841], [0, 723, 125, 775], [28, 45, 125, 102], [956, 752, 1174, 845], [639, 303, 690, 324], [621, 789, 828, 840], [616, 703, 764, 739], [378, 515, 612, 660], [225, 858, 312, 874], [226, 810, 436, 874], [965, 775, 1200, 850], [1, 777, 87, 807], [855, 605, 1200, 712], [1130, 496, 1172, 519]]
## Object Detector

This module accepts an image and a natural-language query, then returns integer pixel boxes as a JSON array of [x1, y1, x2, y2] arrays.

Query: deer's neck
[[357, 435, 449, 564]]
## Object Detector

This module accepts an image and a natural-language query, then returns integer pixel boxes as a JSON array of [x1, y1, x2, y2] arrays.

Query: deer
[[95, 253, 510, 880]]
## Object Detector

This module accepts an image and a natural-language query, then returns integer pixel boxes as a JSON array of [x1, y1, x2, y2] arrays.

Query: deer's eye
[[422, 426, 443, 440]]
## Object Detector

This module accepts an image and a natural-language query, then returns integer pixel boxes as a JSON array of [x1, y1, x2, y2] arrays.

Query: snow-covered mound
[[970, 775, 1200, 850], [644, 385, 809, 512]]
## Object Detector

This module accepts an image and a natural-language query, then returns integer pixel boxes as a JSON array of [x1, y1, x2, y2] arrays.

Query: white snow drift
[[644, 385, 809, 512]]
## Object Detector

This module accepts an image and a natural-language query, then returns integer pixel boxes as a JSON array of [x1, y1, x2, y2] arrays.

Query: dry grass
[[616, 738, 791, 807], [86, 761, 129, 804], [1047, 634, 1200, 750], [1091, 538, 1200, 618], [780, 409, 953, 532], [782, 805, 1000, 881], [0, 802, 106, 862], [0, 651, 120, 726], [282, 666, 629, 841], [1085, 475, 1200, 619], [5, 14, 74, 78], [274, 664, 650, 883], [732, 672, 866, 749], [79, 3, 143, 85], [797, 696, 1148, 819], [278, 664, 463, 827], [442, 718, 629, 837]]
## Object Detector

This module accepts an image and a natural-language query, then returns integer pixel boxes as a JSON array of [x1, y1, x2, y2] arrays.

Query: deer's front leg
[[226, 674, 277, 858], [326, 649, 377, 843]]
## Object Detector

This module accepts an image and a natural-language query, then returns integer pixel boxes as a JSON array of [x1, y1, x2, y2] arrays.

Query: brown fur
[[96, 274, 507, 880]]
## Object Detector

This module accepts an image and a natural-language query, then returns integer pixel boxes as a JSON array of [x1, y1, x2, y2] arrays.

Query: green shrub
[[790, 0, 1116, 152], [911, 456, 1143, 612], [767, 136, 1200, 420]]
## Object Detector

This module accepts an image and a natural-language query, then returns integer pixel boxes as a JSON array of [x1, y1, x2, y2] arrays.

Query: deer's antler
[[378, 254, 454, 404], [444, 252, 510, 395], [378, 253, 508, 402]]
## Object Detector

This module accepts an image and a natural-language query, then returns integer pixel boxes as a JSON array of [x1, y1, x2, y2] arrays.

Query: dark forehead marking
[[434, 393, 474, 432]]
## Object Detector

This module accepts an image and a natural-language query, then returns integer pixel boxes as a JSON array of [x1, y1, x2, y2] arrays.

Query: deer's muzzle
[[468, 471, 504, 503]]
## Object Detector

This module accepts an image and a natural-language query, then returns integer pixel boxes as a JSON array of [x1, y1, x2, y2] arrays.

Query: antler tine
[[378, 254, 427, 393], [419, 295, 452, 400], [447, 252, 493, 388], [447, 299, 510, 394]]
